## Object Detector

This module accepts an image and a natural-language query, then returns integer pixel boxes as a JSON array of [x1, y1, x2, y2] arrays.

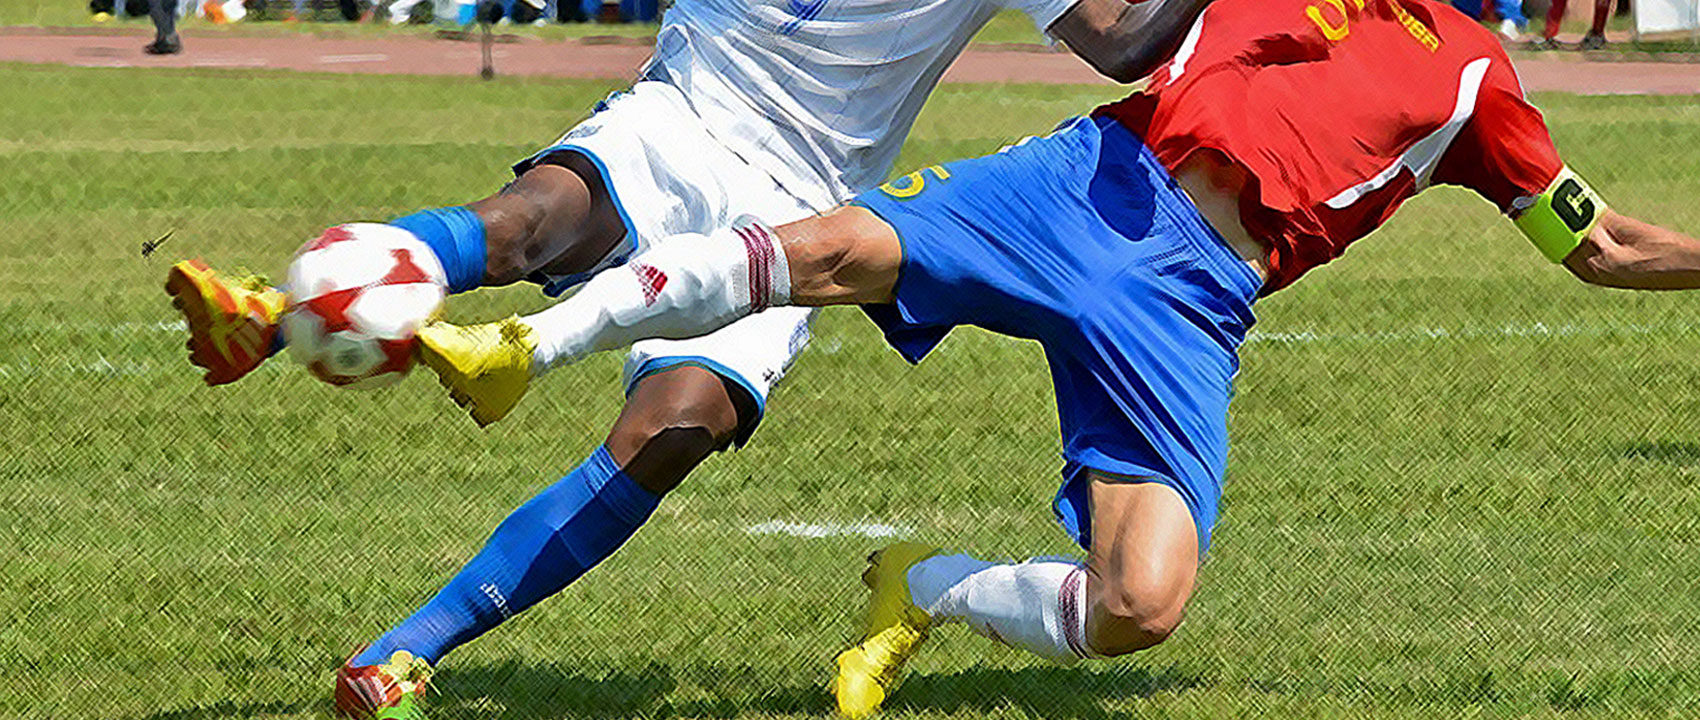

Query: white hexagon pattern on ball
[[347, 282, 445, 340], [282, 309, 326, 369]]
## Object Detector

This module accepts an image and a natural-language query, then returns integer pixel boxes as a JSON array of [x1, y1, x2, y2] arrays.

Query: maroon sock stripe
[[1060, 565, 1090, 659], [736, 225, 774, 312], [752, 224, 776, 309]]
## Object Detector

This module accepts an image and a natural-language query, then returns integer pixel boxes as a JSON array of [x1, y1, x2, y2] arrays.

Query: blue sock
[[352, 446, 659, 666], [388, 207, 488, 295]]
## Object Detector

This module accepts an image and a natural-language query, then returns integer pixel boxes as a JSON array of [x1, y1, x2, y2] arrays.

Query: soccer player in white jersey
[[161, 1, 1209, 717]]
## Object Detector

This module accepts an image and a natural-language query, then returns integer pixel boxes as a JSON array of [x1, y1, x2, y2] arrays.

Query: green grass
[[4, 62, 1700, 720]]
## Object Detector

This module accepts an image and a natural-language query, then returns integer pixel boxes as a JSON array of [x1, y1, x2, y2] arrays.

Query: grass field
[[4, 61, 1700, 720]]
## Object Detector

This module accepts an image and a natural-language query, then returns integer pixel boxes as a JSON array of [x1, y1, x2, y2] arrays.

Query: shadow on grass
[[131, 661, 1203, 720], [443, 661, 1203, 719], [1623, 441, 1700, 468], [891, 664, 1206, 719], [432, 660, 822, 719], [135, 701, 309, 720]]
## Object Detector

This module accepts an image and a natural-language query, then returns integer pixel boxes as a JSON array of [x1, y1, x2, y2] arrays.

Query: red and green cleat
[[333, 648, 434, 720]]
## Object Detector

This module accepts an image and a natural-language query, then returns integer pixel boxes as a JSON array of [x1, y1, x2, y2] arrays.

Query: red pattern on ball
[[301, 286, 361, 333], [298, 225, 358, 254], [380, 248, 434, 286]]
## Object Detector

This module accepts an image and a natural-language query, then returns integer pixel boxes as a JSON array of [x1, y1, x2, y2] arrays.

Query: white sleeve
[[997, 0, 1082, 35]]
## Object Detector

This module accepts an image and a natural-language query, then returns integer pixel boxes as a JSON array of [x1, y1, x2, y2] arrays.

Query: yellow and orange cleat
[[163, 259, 287, 386]]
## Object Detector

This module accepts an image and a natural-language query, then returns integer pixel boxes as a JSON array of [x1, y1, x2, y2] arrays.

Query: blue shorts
[[854, 116, 1262, 556]]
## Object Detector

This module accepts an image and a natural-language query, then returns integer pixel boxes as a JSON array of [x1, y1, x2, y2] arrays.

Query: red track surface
[[3, 27, 1700, 93]]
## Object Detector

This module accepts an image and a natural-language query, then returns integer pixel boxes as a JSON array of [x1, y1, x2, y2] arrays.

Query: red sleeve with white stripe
[[1430, 59, 1565, 214]]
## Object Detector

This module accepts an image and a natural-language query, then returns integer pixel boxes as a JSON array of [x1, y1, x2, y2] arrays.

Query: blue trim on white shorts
[[624, 355, 766, 447], [511, 142, 641, 297]]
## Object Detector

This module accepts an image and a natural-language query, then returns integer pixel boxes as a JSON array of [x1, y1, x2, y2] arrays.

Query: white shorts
[[512, 81, 821, 441]]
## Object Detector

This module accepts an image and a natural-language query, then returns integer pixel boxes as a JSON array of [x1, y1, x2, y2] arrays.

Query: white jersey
[[644, 0, 1081, 210]]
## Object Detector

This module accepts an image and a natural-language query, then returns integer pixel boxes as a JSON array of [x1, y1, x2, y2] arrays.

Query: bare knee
[[473, 153, 625, 286], [604, 367, 752, 496], [1086, 577, 1188, 656]]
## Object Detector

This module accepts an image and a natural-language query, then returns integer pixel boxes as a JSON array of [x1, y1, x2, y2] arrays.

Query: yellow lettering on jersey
[[1305, 0, 1356, 42], [1305, 0, 1435, 51], [880, 165, 951, 199], [1388, 0, 1441, 52]]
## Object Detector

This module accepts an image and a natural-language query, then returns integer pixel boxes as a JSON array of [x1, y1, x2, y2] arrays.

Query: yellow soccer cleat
[[414, 317, 537, 428], [833, 541, 942, 719], [164, 259, 287, 386]]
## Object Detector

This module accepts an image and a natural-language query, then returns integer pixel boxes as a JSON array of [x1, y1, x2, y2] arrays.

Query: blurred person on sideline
[[144, 0, 181, 54], [1452, 0, 1531, 40], [1532, 0, 1612, 50]]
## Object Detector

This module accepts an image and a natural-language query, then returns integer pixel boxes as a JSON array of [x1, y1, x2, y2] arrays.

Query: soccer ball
[[283, 223, 447, 389]]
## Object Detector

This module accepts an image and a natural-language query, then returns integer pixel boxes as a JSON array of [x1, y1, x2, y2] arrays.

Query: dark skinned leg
[[603, 365, 757, 496], [469, 150, 629, 288]]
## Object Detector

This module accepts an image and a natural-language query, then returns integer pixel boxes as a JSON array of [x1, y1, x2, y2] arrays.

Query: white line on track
[[318, 54, 389, 64], [188, 57, 268, 68], [745, 521, 910, 540]]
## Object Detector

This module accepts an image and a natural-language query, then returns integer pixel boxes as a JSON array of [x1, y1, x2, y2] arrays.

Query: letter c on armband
[[1513, 166, 1607, 263]]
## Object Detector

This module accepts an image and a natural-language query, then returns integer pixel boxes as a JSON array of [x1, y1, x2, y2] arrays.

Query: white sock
[[907, 554, 1094, 663], [524, 217, 790, 374]]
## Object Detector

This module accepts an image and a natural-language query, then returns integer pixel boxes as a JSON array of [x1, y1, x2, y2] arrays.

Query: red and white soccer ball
[[283, 223, 447, 389]]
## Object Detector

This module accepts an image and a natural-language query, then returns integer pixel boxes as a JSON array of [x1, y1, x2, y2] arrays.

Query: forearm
[[1051, 0, 1213, 84], [1564, 210, 1700, 290]]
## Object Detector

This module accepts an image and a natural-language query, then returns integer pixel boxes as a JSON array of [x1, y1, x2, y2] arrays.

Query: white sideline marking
[[0, 355, 157, 380], [318, 54, 389, 65], [746, 521, 910, 540], [189, 57, 268, 68]]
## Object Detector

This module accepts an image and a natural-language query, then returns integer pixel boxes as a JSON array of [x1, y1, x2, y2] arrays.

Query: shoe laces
[[377, 651, 433, 696]]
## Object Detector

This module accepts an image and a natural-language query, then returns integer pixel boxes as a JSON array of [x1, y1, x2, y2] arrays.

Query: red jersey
[[1098, 0, 1564, 293]]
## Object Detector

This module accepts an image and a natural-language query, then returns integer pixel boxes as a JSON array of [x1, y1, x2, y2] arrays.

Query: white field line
[[318, 54, 389, 64], [745, 520, 911, 540], [0, 318, 1692, 380]]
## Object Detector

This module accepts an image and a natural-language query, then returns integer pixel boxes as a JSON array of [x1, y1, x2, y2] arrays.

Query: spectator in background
[[144, 0, 181, 54], [1534, 0, 1612, 50], [1452, 0, 1531, 41]]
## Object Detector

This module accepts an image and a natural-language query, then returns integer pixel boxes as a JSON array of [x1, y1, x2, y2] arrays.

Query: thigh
[[514, 82, 813, 295], [851, 118, 1108, 362], [1086, 474, 1199, 615]]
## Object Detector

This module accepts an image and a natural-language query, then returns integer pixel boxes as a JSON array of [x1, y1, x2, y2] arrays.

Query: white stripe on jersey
[[645, 0, 1081, 209]]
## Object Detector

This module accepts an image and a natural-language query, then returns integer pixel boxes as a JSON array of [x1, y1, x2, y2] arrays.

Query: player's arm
[[1563, 210, 1700, 290], [1498, 163, 1700, 290], [1048, 0, 1211, 83]]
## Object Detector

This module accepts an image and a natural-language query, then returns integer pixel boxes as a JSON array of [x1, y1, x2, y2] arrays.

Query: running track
[[3, 27, 1700, 94]]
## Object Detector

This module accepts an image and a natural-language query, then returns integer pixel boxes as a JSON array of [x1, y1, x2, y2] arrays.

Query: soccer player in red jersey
[[414, 0, 1700, 715]]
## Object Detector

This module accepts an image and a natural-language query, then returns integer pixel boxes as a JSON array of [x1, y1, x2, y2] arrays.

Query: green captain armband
[[1513, 166, 1607, 263]]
